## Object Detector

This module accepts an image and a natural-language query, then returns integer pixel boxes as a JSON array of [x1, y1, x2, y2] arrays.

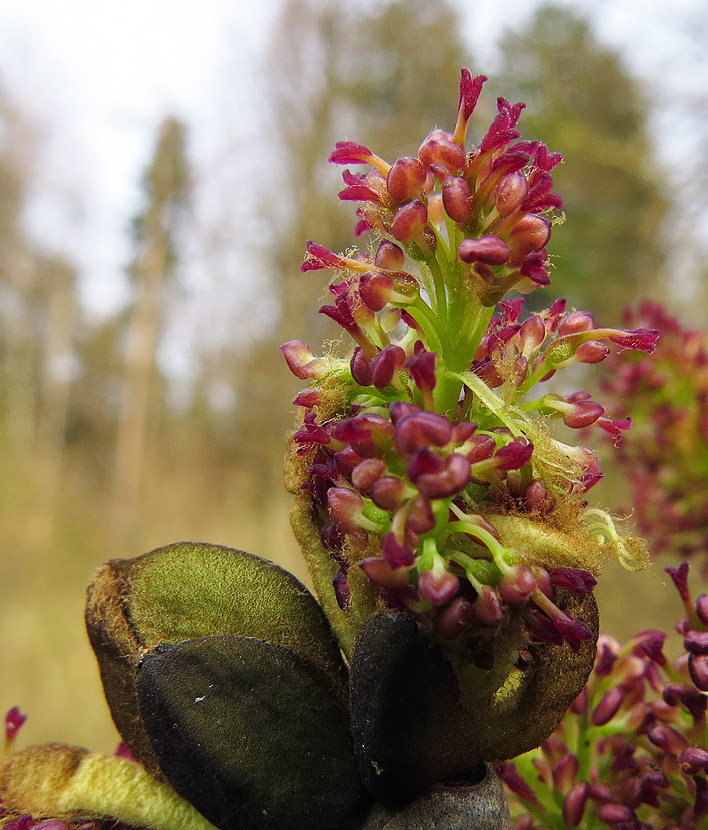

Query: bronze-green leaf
[[85, 542, 347, 772], [137, 636, 369, 830]]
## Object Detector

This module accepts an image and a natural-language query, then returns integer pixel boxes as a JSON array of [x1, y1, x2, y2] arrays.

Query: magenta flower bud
[[369, 476, 407, 511], [419, 567, 459, 606], [647, 723, 688, 755], [569, 688, 588, 715], [666, 562, 690, 601], [391, 199, 429, 242], [351, 458, 387, 494], [524, 478, 555, 515], [406, 493, 436, 534], [688, 654, 708, 692], [497, 764, 538, 802], [333, 568, 350, 611], [696, 594, 708, 627], [596, 804, 635, 824], [301, 240, 347, 272], [333, 413, 395, 457], [370, 344, 405, 389], [292, 387, 324, 408], [552, 752, 579, 793], [608, 327, 660, 352], [382, 532, 416, 568], [359, 272, 394, 312], [562, 782, 589, 828], [395, 411, 452, 455], [574, 340, 610, 364], [685, 630, 708, 654], [281, 340, 325, 379], [458, 235, 510, 266], [465, 433, 497, 464], [327, 487, 368, 534], [329, 140, 377, 166], [350, 346, 372, 386], [418, 128, 466, 173], [498, 565, 537, 603], [4, 706, 27, 745], [508, 214, 551, 258], [452, 421, 477, 444], [412, 452, 471, 499], [558, 310, 595, 336], [680, 746, 708, 773], [442, 176, 472, 222], [474, 585, 503, 626], [663, 683, 707, 720], [592, 686, 625, 726], [518, 315, 546, 354], [595, 636, 620, 677], [495, 172, 529, 215], [493, 437, 534, 471], [549, 568, 597, 595], [435, 596, 475, 639], [334, 446, 364, 478], [375, 239, 405, 270], [386, 156, 427, 202], [389, 401, 421, 424], [359, 556, 411, 589], [562, 400, 605, 429]]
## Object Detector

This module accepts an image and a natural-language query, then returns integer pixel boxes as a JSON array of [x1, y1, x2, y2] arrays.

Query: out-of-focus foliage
[[494, 3, 669, 321]]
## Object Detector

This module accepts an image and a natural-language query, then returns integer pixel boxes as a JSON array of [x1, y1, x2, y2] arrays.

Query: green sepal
[[137, 635, 370, 830], [85, 542, 347, 773]]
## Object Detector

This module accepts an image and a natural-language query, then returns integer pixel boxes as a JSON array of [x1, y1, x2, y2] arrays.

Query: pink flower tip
[[328, 140, 375, 165]]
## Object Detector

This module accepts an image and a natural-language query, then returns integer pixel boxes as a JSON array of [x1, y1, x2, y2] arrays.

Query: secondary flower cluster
[[601, 302, 708, 568], [284, 70, 657, 665], [499, 562, 708, 829]]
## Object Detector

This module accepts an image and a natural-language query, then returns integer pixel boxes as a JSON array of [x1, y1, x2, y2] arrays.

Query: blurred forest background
[[1, 0, 707, 752]]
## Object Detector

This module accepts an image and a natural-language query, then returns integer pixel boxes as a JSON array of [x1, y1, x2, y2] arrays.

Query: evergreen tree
[[495, 4, 668, 321]]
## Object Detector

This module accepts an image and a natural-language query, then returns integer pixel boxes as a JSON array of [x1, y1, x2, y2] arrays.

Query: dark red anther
[[418, 567, 459, 606], [375, 239, 405, 270], [394, 410, 452, 456], [418, 128, 466, 173], [442, 176, 472, 223], [351, 458, 387, 494], [592, 687, 625, 726], [386, 156, 427, 202], [391, 199, 429, 242], [458, 235, 510, 266], [350, 347, 372, 386], [562, 782, 589, 828]]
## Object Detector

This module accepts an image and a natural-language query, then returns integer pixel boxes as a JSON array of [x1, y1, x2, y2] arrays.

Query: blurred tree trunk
[[113, 117, 190, 535]]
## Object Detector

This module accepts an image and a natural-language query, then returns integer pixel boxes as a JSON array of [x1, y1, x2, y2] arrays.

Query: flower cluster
[[601, 301, 708, 567], [499, 561, 708, 829], [284, 70, 657, 666]]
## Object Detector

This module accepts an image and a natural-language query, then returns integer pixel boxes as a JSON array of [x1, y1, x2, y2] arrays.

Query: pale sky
[[0, 0, 705, 328]]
